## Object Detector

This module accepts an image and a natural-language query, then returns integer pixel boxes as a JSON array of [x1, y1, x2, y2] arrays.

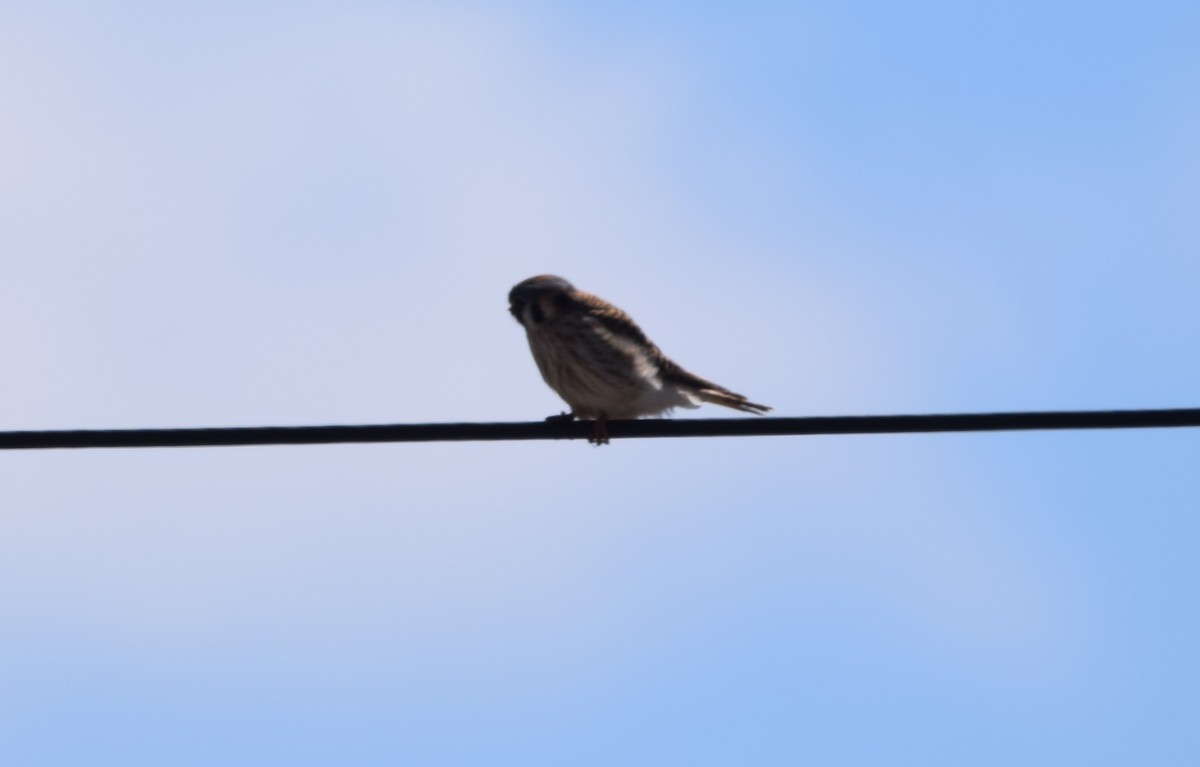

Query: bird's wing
[[572, 291, 656, 348], [574, 291, 772, 415]]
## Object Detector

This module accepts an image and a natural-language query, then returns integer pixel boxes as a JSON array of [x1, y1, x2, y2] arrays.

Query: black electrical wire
[[1, 408, 1198, 450]]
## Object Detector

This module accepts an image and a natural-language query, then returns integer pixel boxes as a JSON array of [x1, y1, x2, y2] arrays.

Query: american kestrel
[[508, 275, 771, 444]]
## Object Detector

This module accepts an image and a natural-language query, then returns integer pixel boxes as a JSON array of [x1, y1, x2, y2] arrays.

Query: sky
[[2, 1, 1199, 765]]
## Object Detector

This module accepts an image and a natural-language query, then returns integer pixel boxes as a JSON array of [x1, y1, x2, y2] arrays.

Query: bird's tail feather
[[696, 388, 772, 415]]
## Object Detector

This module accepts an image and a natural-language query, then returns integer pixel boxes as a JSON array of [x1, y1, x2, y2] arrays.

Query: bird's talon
[[588, 418, 610, 446], [545, 411, 576, 423]]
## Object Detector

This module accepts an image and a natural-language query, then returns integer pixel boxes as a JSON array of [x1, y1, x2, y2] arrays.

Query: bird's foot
[[588, 417, 610, 446], [543, 411, 608, 445]]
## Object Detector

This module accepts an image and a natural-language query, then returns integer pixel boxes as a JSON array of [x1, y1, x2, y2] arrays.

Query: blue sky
[[2, 2, 1198, 765]]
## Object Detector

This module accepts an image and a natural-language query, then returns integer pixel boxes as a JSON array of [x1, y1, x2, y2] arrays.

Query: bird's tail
[[696, 388, 772, 415]]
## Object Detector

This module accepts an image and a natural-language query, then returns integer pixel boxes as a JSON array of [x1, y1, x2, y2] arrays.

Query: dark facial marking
[[554, 292, 574, 314], [529, 301, 546, 325]]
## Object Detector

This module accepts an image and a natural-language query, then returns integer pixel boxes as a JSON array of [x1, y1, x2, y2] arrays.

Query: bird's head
[[508, 274, 576, 330]]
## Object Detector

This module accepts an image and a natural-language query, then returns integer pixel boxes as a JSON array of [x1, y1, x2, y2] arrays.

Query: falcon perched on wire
[[508, 275, 771, 444]]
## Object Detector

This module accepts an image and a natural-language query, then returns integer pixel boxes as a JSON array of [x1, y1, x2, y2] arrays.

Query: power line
[[1, 407, 1199, 450]]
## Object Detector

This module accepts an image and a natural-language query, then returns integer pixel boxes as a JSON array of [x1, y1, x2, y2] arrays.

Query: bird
[[508, 275, 771, 444]]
